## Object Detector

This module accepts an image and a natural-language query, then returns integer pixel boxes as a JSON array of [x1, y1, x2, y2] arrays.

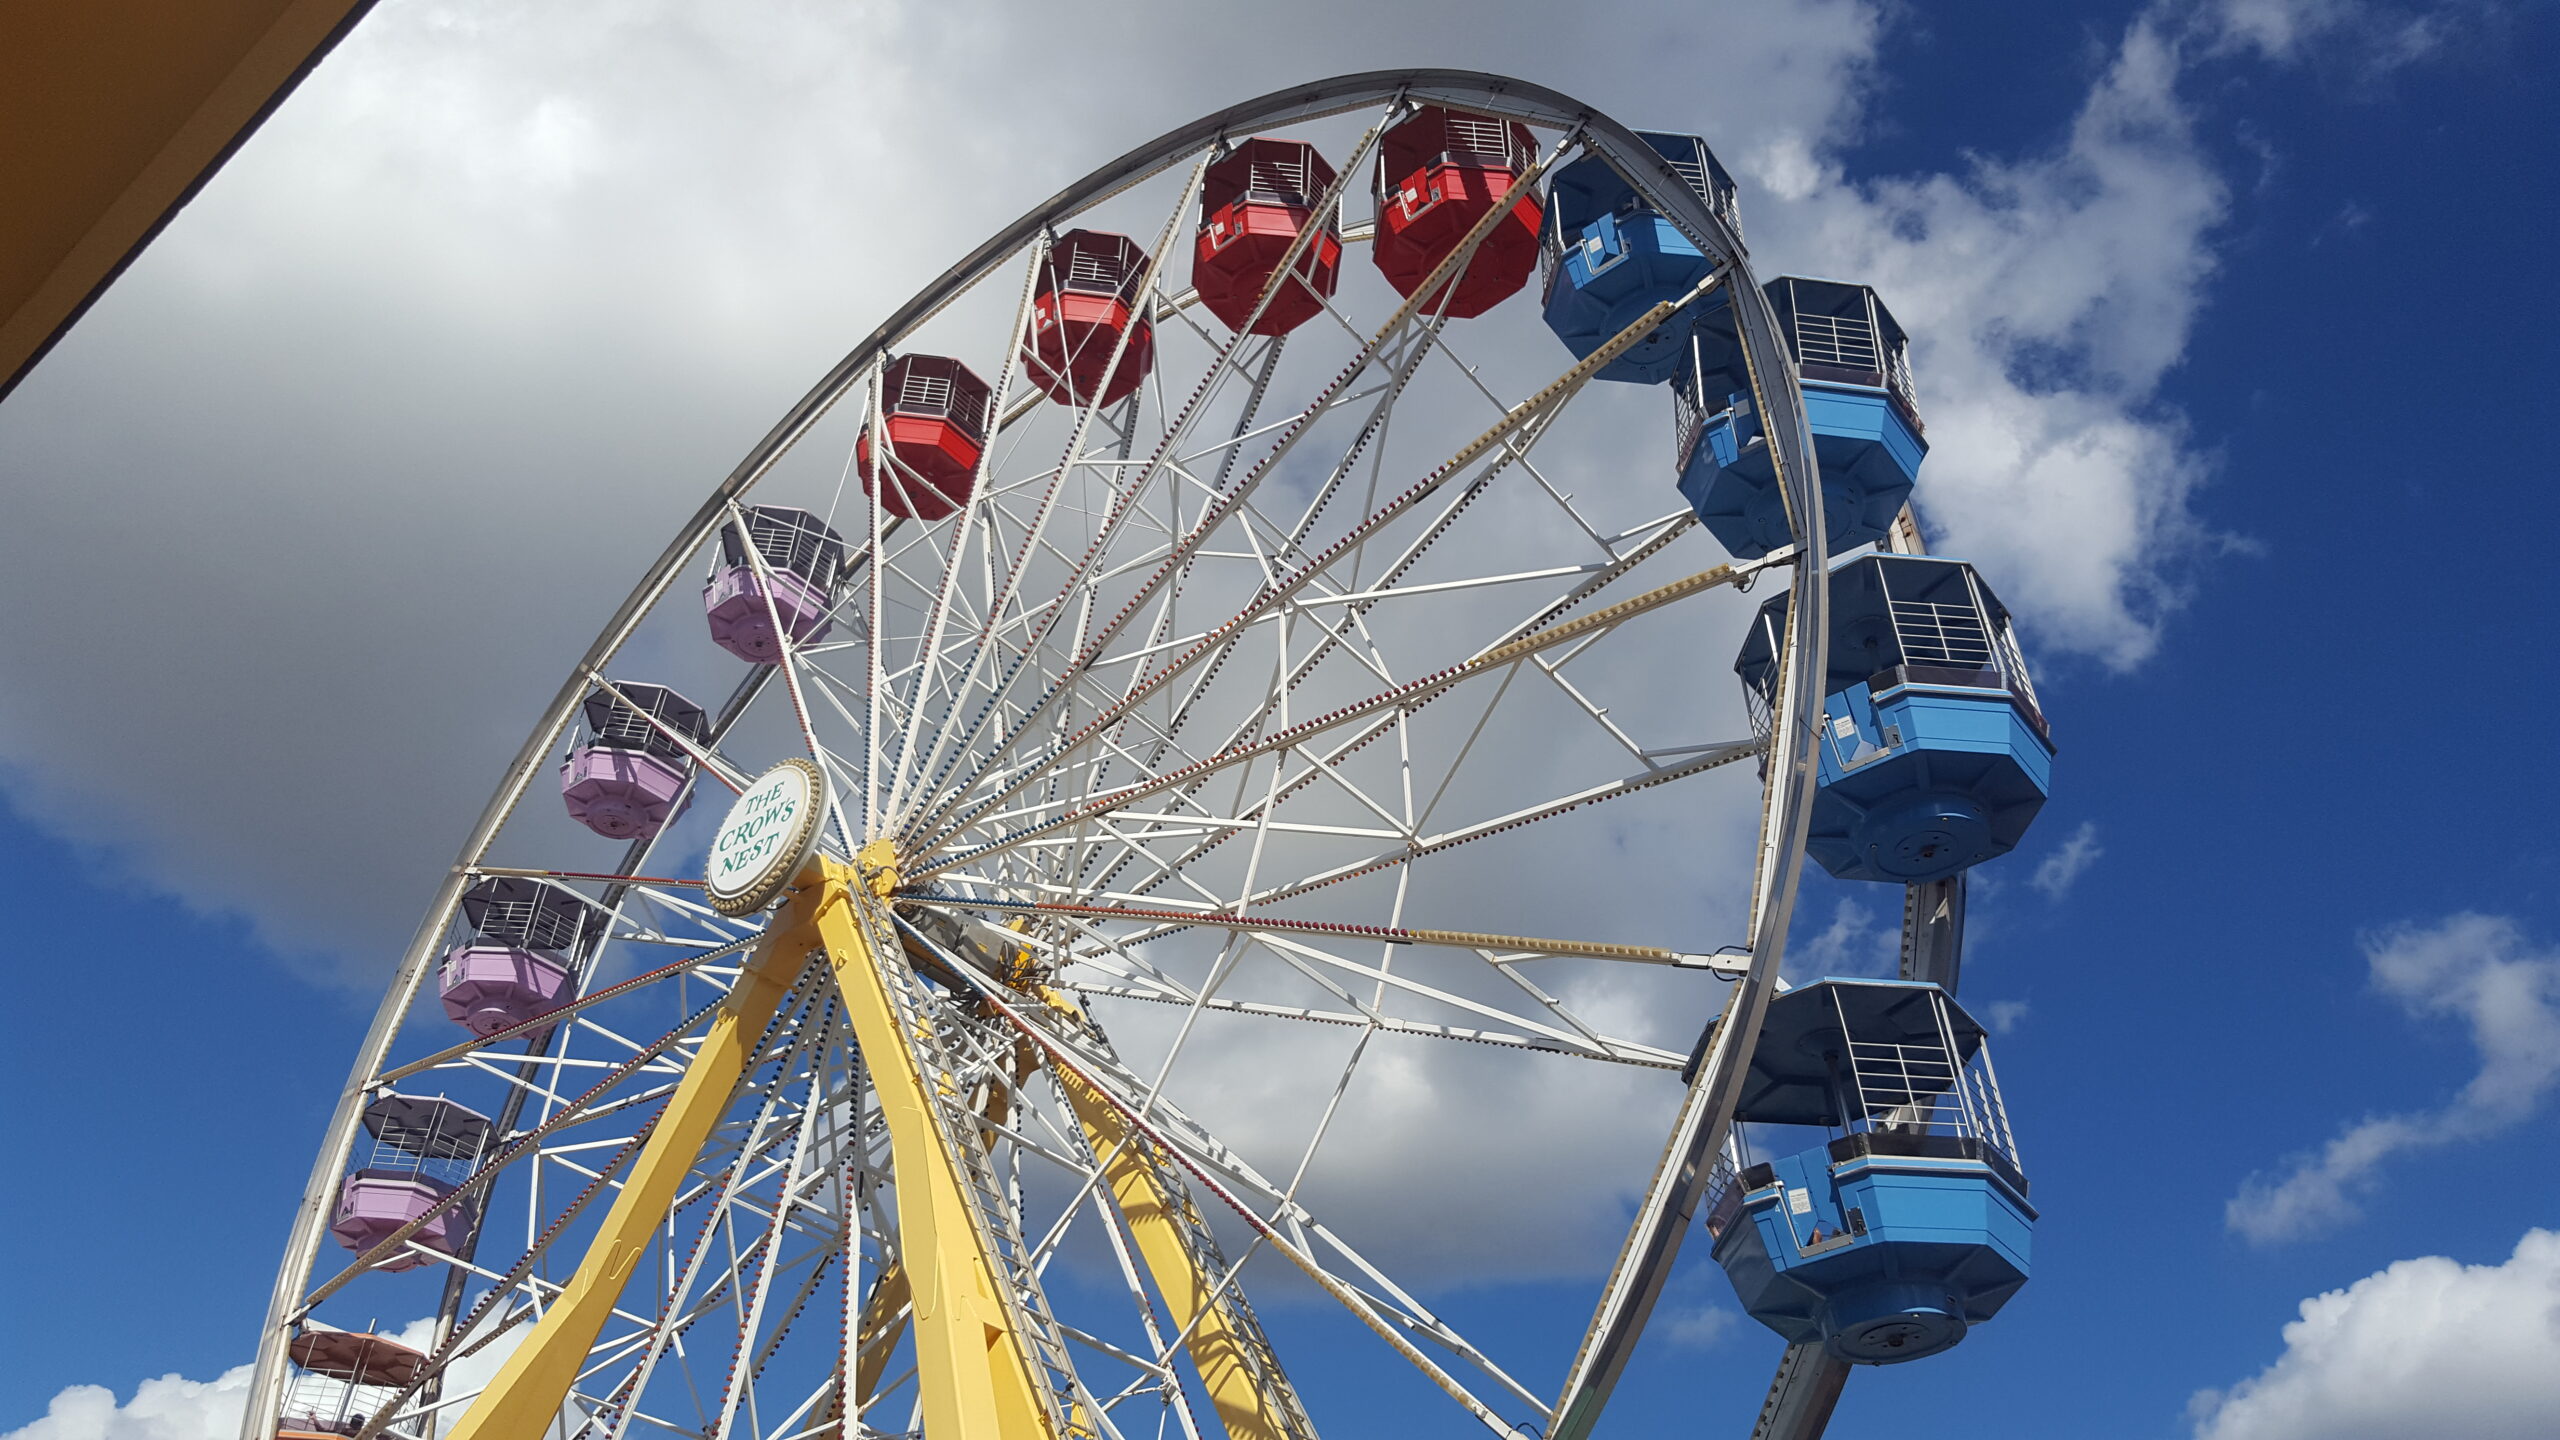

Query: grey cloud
[[0, 0, 1884, 973]]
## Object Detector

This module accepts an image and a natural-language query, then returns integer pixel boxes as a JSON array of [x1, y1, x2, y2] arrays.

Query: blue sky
[[3, 2, 2557, 1437]]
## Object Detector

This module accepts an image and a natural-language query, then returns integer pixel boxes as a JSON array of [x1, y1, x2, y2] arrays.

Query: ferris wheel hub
[[703, 758, 831, 916], [857, 837, 903, 897]]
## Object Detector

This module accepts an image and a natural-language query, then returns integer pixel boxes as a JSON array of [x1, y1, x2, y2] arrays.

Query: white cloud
[[2031, 821, 2104, 899], [2227, 913, 2560, 1243], [2208, 0, 2360, 54], [2, 1320, 528, 1440], [2199, 0, 2456, 66], [1661, 1304, 1745, 1350], [1787, 895, 1900, 981], [2, 1367, 247, 1440], [2188, 1229, 2560, 1440], [1979, 998, 2031, 1034], [1746, 15, 2234, 669]]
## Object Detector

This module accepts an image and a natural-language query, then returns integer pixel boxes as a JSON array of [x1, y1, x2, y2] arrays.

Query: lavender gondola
[[438, 876, 588, 1037], [559, 682, 708, 841], [330, 1094, 490, 1272], [704, 506, 847, 662]]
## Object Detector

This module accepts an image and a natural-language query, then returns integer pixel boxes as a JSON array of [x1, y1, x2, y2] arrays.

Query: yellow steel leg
[[1047, 1002, 1316, 1440], [445, 884, 816, 1440], [854, 1260, 913, 1405], [812, 852, 1062, 1440], [840, 1040, 1029, 1421]]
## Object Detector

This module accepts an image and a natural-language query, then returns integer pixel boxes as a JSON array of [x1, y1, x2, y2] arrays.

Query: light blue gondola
[[1539, 132, 1739, 384], [1707, 977, 2033, 1364], [1736, 554, 2053, 884], [1675, 276, 1925, 558]]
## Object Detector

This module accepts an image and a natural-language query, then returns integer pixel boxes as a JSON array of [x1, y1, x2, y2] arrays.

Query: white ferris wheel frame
[[241, 69, 1837, 1440]]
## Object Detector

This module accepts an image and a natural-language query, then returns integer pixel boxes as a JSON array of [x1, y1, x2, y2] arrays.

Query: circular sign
[[704, 759, 829, 916]]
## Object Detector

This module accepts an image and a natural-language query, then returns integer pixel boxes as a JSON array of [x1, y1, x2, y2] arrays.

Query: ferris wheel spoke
[[926, 950, 1545, 1437], [1254, 740, 1763, 910], [1428, 304, 1714, 557], [1150, 588, 1752, 884], [1268, 720, 1417, 838], [918, 558, 1756, 880], [888, 248, 1047, 825], [912, 895, 1742, 979], [790, 652, 884, 775], [373, 940, 756, 1088], [1234, 930, 1677, 1065], [859, 364, 897, 829], [1152, 499, 1709, 860], [455, 999, 855, 1434], [909, 161, 1555, 848], [720, 498, 864, 858], [300, 988, 744, 1318], [1071, 980, 1685, 1066], [574, 1008, 850, 1440], [1171, 371, 1390, 470], [919, 170, 1207, 792], [919, 291, 1692, 859], [696, 1019, 841, 1440], [583, 672, 755, 794], [1527, 649, 1658, 767]]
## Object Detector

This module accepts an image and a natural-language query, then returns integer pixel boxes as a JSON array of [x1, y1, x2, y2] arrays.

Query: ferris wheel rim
[[242, 68, 1835, 1440]]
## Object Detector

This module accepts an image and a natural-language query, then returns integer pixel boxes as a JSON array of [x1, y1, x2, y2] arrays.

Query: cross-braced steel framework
[[243, 71, 1847, 1440]]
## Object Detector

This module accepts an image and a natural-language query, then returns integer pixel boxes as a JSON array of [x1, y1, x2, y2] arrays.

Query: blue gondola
[[1675, 276, 1925, 558], [1708, 977, 2033, 1364], [1539, 132, 1739, 384], [1736, 554, 2053, 884]]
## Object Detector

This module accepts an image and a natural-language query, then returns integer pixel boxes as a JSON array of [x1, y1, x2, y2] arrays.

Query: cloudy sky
[[3, 0, 2557, 1437]]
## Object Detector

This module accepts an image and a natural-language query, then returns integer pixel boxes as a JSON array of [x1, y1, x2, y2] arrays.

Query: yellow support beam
[[854, 1260, 913, 1406], [445, 849, 1072, 1440], [814, 851, 1062, 1440], [840, 1037, 1032, 1422], [1047, 999, 1314, 1440], [445, 883, 815, 1440]]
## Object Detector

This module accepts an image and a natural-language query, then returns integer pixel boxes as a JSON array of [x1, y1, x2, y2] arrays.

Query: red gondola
[[856, 354, 995, 521], [1023, 230, 1156, 407], [1371, 106, 1542, 319], [1194, 138, 1343, 336]]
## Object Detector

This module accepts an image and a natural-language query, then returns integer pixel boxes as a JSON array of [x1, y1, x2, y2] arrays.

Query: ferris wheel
[[243, 70, 2058, 1440]]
